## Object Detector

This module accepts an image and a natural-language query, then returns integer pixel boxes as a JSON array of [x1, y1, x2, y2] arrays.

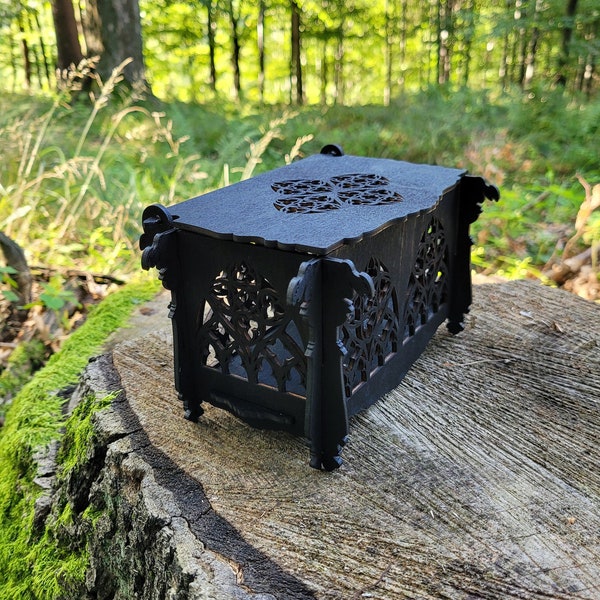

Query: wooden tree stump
[[102, 279, 600, 599]]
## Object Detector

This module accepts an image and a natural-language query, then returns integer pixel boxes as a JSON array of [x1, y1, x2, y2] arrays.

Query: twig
[[0, 342, 18, 349]]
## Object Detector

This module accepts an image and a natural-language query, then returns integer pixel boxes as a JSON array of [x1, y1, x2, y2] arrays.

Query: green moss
[[0, 339, 46, 403], [0, 277, 160, 599], [57, 391, 118, 477]]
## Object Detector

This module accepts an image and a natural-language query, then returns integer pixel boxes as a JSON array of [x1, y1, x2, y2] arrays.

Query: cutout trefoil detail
[[272, 173, 403, 214]]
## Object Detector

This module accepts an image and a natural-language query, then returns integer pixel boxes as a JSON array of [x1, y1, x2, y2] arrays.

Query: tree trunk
[[34, 11, 52, 87], [227, 0, 242, 101], [499, 0, 511, 89], [523, 25, 539, 86], [258, 0, 265, 101], [320, 38, 328, 105], [17, 14, 32, 89], [82, 0, 147, 88], [51, 0, 84, 73], [80, 0, 103, 58], [556, 0, 579, 86], [290, 0, 303, 104], [514, 0, 528, 86], [586, 18, 598, 95], [207, 1, 217, 92], [438, 0, 453, 84], [0, 232, 32, 332], [383, 0, 396, 106], [384, 0, 394, 105], [461, 0, 475, 86], [28, 12, 44, 89], [423, 1, 434, 87], [523, 0, 543, 87], [399, 0, 407, 90], [333, 29, 344, 104]]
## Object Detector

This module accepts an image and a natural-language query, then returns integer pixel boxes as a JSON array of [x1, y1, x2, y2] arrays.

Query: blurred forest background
[[0, 0, 599, 392]]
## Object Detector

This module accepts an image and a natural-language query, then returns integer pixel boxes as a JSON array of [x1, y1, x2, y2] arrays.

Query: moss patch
[[0, 339, 46, 415], [0, 277, 160, 599], [57, 391, 118, 476]]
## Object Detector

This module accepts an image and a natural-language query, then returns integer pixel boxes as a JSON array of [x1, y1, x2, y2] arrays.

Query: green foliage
[[38, 280, 79, 313], [0, 265, 19, 303], [0, 278, 159, 599], [0, 339, 45, 404]]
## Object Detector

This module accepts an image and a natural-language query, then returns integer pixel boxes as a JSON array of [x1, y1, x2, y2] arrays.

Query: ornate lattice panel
[[404, 217, 449, 338], [341, 258, 400, 397], [272, 173, 403, 214], [197, 262, 307, 394]]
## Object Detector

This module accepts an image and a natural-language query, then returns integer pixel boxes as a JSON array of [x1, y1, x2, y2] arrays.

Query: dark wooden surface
[[112, 280, 600, 599], [167, 153, 465, 253]]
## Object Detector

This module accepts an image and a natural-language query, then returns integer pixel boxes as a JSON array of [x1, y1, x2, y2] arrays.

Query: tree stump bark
[[84, 280, 600, 599]]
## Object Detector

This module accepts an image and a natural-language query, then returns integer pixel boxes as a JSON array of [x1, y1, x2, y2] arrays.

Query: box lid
[[166, 148, 466, 255]]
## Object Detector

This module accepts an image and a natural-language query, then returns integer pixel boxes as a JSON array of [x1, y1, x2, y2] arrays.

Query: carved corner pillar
[[140, 204, 200, 422], [288, 258, 374, 471], [140, 204, 178, 290], [448, 176, 500, 334]]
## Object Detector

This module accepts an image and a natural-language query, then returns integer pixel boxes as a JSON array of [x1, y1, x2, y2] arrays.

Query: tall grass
[[0, 59, 206, 279], [1, 79, 598, 288]]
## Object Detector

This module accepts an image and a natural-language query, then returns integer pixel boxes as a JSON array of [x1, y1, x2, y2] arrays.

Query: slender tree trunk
[[51, 0, 84, 73], [514, 0, 528, 86], [436, 0, 453, 85], [556, 0, 579, 86], [290, 0, 303, 104], [384, 0, 393, 105], [28, 12, 44, 89], [462, 0, 475, 86], [34, 11, 51, 87], [9, 31, 18, 92], [524, 26, 540, 87], [584, 57, 595, 96], [580, 18, 597, 96], [438, 0, 453, 84], [435, 0, 442, 84], [423, 1, 434, 87], [258, 0, 266, 101], [18, 14, 32, 89], [399, 0, 407, 90], [320, 38, 328, 105], [227, 0, 241, 100], [524, 0, 542, 87], [207, 1, 217, 92], [499, 0, 511, 89], [333, 29, 344, 104]]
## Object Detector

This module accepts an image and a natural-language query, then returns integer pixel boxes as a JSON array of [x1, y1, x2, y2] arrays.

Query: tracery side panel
[[196, 262, 307, 395], [341, 258, 400, 397]]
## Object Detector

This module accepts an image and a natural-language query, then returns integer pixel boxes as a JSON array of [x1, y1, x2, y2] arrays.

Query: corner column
[[289, 257, 373, 470], [448, 176, 500, 334]]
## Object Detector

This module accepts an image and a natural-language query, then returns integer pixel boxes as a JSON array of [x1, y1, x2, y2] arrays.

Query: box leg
[[289, 258, 374, 470]]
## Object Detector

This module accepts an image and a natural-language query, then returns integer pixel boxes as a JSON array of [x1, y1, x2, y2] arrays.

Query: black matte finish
[[141, 147, 499, 469]]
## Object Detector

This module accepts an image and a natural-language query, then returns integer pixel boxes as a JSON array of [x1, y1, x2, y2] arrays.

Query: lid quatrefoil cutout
[[272, 173, 403, 214]]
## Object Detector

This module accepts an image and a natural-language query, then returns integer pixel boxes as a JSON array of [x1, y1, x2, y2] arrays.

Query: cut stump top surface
[[111, 280, 600, 599]]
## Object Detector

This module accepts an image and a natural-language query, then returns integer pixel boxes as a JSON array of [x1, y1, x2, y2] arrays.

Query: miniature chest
[[141, 145, 498, 469]]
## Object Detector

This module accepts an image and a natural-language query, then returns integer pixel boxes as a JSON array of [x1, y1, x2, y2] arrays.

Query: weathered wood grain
[[112, 280, 600, 599]]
